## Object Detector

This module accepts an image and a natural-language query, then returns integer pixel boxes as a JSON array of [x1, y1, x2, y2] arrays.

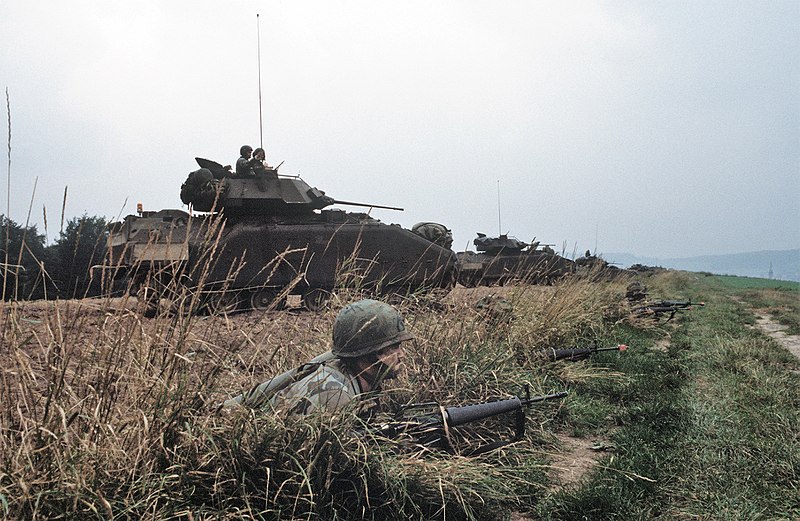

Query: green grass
[[708, 274, 799, 291], [700, 275, 800, 335], [534, 272, 800, 520]]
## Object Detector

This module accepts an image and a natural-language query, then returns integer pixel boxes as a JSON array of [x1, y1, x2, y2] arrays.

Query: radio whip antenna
[[256, 13, 264, 149], [497, 180, 502, 235]]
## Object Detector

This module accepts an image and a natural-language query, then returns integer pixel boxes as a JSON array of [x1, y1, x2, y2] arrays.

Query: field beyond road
[[1, 272, 798, 519]]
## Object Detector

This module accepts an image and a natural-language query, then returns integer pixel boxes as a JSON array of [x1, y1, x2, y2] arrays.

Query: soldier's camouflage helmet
[[332, 299, 414, 358]]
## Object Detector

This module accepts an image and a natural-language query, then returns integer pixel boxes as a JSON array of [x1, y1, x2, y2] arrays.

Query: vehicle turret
[[473, 233, 529, 255], [456, 232, 573, 286], [180, 158, 401, 216]]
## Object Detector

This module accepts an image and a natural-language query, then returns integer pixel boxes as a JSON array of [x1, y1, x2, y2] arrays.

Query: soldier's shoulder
[[273, 362, 357, 414]]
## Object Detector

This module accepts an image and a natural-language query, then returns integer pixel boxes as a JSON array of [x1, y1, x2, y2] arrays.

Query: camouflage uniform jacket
[[270, 358, 362, 415]]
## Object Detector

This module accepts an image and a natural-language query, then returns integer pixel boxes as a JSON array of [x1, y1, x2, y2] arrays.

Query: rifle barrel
[[545, 344, 627, 361], [661, 300, 688, 306], [523, 391, 569, 404], [444, 397, 521, 427], [545, 348, 588, 361], [332, 199, 404, 211], [594, 344, 627, 353], [443, 391, 568, 427]]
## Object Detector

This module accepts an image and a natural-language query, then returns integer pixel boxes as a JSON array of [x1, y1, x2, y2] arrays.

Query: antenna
[[594, 223, 598, 254], [497, 179, 501, 235], [256, 13, 264, 149]]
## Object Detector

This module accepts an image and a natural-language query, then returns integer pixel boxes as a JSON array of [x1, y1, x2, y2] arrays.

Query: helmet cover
[[332, 299, 414, 358]]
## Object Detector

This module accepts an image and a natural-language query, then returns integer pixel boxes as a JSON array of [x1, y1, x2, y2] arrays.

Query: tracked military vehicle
[[107, 158, 456, 314], [573, 250, 634, 281], [455, 233, 574, 287]]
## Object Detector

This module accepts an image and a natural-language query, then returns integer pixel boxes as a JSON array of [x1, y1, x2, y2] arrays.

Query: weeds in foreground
[[0, 266, 626, 519], [6, 268, 796, 519]]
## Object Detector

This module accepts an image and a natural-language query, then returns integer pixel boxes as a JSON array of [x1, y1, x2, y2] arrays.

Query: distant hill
[[603, 249, 800, 282]]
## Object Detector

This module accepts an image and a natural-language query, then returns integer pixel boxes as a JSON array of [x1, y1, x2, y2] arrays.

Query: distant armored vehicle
[[455, 233, 574, 287], [574, 250, 633, 281], [107, 158, 456, 314]]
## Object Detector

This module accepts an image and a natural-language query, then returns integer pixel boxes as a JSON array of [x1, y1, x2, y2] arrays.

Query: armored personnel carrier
[[455, 233, 574, 287], [573, 250, 633, 281], [107, 158, 456, 314]]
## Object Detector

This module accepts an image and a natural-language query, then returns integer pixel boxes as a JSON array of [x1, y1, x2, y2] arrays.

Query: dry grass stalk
[[0, 235, 630, 519]]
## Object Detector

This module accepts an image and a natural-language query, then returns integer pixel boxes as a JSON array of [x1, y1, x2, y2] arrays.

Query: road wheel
[[206, 291, 242, 315], [249, 288, 286, 311], [302, 288, 331, 311]]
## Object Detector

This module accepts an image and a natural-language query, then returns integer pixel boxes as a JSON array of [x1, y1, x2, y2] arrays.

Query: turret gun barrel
[[332, 200, 404, 212]]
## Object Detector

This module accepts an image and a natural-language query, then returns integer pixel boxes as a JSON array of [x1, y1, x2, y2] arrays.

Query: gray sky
[[2, 0, 798, 258]]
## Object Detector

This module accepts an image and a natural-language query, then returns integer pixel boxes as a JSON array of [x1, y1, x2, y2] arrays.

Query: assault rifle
[[651, 299, 703, 309], [374, 389, 568, 455], [634, 300, 705, 321], [540, 344, 628, 362]]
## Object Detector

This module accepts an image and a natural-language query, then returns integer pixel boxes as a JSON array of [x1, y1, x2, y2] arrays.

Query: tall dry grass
[[0, 246, 630, 519]]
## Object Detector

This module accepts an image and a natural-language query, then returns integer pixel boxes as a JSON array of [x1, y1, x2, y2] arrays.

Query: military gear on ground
[[412, 222, 454, 250], [476, 294, 513, 320], [376, 391, 567, 455], [626, 281, 648, 301], [475, 294, 514, 329], [633, 300, 704, 322], [332, 299, 414, 358], [475, 294, 513, 313]]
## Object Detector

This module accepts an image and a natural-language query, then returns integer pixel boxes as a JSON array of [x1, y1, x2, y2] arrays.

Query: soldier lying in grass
[[223, 299, 413, 415]]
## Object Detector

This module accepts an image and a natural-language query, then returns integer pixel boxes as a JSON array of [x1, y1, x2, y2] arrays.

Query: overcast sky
[[2, 0, 798, 258]]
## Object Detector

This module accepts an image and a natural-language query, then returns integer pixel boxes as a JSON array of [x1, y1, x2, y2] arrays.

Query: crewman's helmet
[[332, 299, 414, 358]]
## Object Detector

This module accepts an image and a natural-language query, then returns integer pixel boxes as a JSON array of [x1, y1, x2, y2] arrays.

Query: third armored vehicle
[[456, 233, 574, 287], [107, 158, 455, 314]]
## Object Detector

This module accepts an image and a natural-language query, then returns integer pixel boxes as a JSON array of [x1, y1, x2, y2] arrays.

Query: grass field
[[1, 270, 798, 519], [707, 274, 799, 291], [538, 271, 800, 519], [705, 274, 800, 335]]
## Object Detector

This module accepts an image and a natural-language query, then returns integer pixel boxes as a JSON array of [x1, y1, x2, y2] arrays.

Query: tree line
[[0, 214, 109, 301]]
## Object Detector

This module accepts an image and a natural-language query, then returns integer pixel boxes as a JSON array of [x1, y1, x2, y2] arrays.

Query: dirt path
[[548, 433, 614, 487], [729, 295, 800, 362], [753, 312, 800, 361]]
